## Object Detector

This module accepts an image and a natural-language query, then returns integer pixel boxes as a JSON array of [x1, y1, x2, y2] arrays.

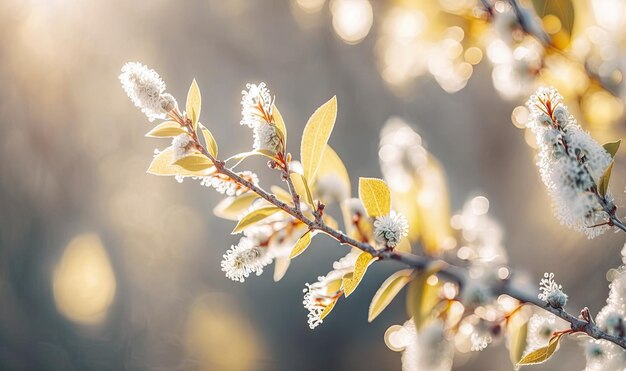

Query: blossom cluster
[[119, 62, 177, 122], [526, 87, 613, 238], [240, 83, 282, 154]]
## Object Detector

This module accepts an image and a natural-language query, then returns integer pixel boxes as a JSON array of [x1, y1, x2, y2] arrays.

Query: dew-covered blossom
[[240, 83, 282, 153], [538, 272, 568, 308], [171, 134, 193, 162], [200, 171, 259, 196], [303, 251, 359, 329], [119, 62, 172, 122], [221, 237, 272, 282], [524, 312, 568, 354], [373, 211, 409, 248], [584, 339, 626, 371], [526, 87, 613, 238], [394, 319, 453, 371]]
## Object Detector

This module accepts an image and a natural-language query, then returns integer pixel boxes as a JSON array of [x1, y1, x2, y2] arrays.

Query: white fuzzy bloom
[[200, 171, 259, 196], [399, 320, 453, 371], [221, 237, 272, 283], [252, 122, 281, 153], [119, 62, 169, 122], [171, 134, 193, 162], [241, 83, 273, 128], [584, 339, 626, 371], [373, 211, 409, 248], [526, 87, 613, 238], [303, 251, 359, 329], [538, 272, 568, 308], [524, 312, 567, 354]]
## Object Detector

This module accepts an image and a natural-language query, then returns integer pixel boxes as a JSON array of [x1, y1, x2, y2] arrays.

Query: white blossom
[[524, 312, 567, 354], [119, 62, 170, 122], [373, 211, 409, 248], [584, 339, 626, 371], [526, 87, 613, 238], [171, 134, 193, 162], [221, 237, 272, 283], [398, 319, 453, 371], [538, 272, 568, 308], [241, 82, 273, 128], [252, 121, 282, 153], [200, 171, 259, 196]]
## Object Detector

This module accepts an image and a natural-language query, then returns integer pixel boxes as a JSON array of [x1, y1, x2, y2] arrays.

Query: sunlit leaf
[[314, 145, 351, 202], [358, 177, 391, 218], [320, 297, 339, 320], [416, 158, 451, 255], [406, 268, 442, 330], [517, 332, 565, 366], [147, 147, 214, 177], [300, 96, 337, 183], [368, 269, 414, 322], [232, 206, 282, 234], [273, 257, 291, 282], [273, 104, 287, 148], [213, 193, 261, 220], [507, 308, 529, 368], [174, 154, 214, 171], [290, 172, 315, 207], [603, 139, 621, 158], [199, 123, 218, 158], [186, 79, 201, 129], [598, 160, 614, 197], [145, 121, 187, 138], [343, 252, 376, 297], [289, 230, 312, 259]]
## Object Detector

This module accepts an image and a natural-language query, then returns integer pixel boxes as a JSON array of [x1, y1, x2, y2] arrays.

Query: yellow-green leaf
[[174, 154, 214, 171], [300, 96, 338, 183], [273, 104, 287, 148], [603, 139, 621, 158], [406, 266, 442, 330], [517, 332, 565, 366], [290, 172, 315, 207], [314, 145, 351, 202], [358, 177, 391, 218], [289, 231, 312, 259], [232, 206, 282, 234], [186, 79, 201, 128], [199, 123, 218, 158], [598, 160, 614, 197], [147, 147, 214, 177], [343, 252, 376, 297], [368, 269, 414, 322], [320, 297, 339, 320], [507, 308, 529, 368], [145, 121, 187, 138], [273, 257, 291, 282], [213, 193, 260, 220]]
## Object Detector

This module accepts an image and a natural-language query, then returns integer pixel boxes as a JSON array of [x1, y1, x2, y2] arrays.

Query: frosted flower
[[584, 339, 626, 371], [524, 312, 567, 354], [240, 82, 273, 128], [538, 272, 567, 308], [373, 211, 409, 248], [303, 251, 358, 329], [252, 122, 281, 153], [400, 320, 453, 371], [171, 134, 193, 162], [221, 237, 272, 282], [526, 87, 613, 238], [200, 171, 259, 196], [119, 62, 169, 122]]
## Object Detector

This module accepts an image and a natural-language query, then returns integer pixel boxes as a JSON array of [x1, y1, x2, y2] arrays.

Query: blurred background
[[1, 0, 626, 370]]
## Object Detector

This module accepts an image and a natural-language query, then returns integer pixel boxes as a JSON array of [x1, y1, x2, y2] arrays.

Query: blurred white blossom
[[119, 62, 170, 121]]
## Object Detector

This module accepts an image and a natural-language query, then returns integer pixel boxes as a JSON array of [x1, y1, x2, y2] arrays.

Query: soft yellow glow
[[295, 0, 325, 13], [384, 324, 408, 351], [53, 234, 116, 325], [331, 0, 373, 44], [511, 105, 528, 129], [464, 47, 483, 65], [542, 15, 562, 34], [592, 0, 626, 32]]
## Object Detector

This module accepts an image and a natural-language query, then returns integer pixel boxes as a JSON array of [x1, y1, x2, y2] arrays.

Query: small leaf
[[289, 231, 312, 259], [320, 297, 339, 320], [199, 123, 218, 158], [273, 257, 291, 282], [300, 96, 338, 183], [358, 177, 391, 218], [232, 206, 282, 234], [146, 121, 187, 138], [213, 193, 260, 220], [517, 332, 565, 366], [174, 154, 215, 171], [273, 104, 287, 148], [147, 147, 214, 177], [186, 79, 201, 129], [343, 252, 376, 297], [598, 160, 614, 197], [603, 139, 621, 158], [290, 172, 315, 207], [368, 269, 414, 322]]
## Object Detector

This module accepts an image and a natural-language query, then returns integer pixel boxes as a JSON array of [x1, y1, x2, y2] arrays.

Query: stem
[[178, 112, 626, 350]]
